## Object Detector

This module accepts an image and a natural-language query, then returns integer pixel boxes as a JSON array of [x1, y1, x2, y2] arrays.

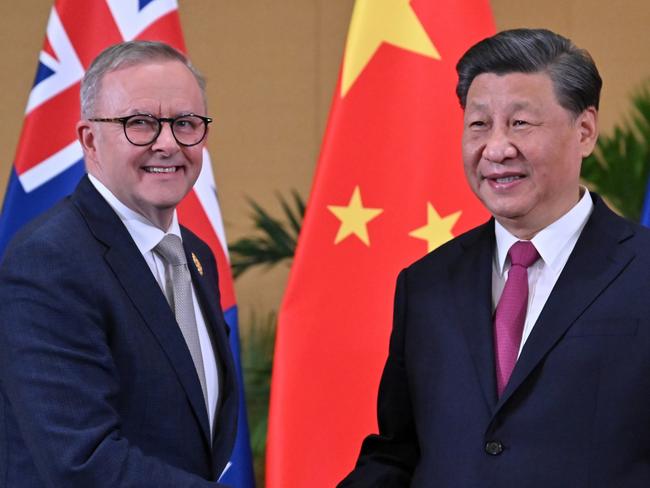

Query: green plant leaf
[[228, 191, 306, 278], [240, 310, 277, 485], [582, 84, 650, 221]]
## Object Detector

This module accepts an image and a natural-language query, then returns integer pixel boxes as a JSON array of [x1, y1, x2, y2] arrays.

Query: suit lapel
[[182, 232, 235, 405], [496, 196, 636, 408], [450, 221, 499, 411], [181, 229, 238, 468], [71, 177, 212, 444], [182, 236, 232, 370]]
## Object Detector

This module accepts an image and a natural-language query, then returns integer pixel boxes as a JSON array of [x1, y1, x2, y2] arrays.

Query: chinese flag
[[267, 1, 495, 486]]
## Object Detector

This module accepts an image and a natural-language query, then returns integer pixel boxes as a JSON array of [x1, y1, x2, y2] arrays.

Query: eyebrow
[[465, 100, 537, 113], [509, 101, 534, 111], [124, 109, 200, 117], [465, 101, 488, 112]]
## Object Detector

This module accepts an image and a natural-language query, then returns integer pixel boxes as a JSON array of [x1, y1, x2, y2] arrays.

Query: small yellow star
[[327, 186, 383, 246], [341, 0, 441, 97], [409, 203, 461, 252]]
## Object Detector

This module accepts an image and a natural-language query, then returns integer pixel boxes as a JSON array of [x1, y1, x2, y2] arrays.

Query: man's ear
[[578, 107, 598, 158], [76, 119, 98, 166]]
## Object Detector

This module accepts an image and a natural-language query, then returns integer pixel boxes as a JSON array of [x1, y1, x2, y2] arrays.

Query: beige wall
[[492, 0, 650, 143], [1, 1, 650, 318]]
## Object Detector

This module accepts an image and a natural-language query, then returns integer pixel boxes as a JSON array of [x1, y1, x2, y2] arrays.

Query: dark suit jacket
[[340, 194, 650, 487], [0, 176, 238, 487]]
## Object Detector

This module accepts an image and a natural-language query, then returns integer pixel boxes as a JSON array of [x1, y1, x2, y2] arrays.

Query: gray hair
[[456, 28, 602, 116], [80, 40, 207, 118]]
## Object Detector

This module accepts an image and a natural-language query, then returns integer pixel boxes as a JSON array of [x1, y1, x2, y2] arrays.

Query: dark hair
[[456, 28, 602, 115], [81, 40, 206, 118]]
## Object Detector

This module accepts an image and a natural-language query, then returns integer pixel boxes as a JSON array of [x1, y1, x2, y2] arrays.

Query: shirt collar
[[494, 188, 594, 275], [87, 173, 182, 256]]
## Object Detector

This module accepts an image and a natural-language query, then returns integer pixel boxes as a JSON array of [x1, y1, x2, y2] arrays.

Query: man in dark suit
[[340, 29, 650, 487], [0, 41, 238, 487]]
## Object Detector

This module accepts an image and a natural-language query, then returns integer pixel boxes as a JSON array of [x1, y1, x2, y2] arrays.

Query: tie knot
[[155, 234, 187, 266], [508, 240, 539, 268]]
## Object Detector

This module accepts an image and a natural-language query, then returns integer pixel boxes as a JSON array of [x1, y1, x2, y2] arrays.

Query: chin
[[151, 188, 191, 206], [481, 193, 530, 215], [155, 198, 186, 211], [487, 204, 529, 222]]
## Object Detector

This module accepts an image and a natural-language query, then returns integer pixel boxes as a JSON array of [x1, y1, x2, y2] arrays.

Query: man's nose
[[151, 121, 179, 152], [482, 128, 517, 163]]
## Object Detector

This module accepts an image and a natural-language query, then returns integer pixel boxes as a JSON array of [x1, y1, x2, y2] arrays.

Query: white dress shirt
[[492, 188, 594, 357], [88, 174, 219, 432]]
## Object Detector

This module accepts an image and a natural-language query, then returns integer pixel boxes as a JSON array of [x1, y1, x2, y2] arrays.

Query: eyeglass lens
[[124, 115, 207, 146]]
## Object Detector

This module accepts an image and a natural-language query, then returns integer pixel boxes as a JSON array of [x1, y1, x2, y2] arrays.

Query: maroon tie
[[494, 240, 539, 396]]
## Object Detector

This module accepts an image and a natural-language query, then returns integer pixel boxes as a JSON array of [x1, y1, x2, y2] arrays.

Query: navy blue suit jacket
[[340, 194, 650, 487], [0, 176, 238, 487]]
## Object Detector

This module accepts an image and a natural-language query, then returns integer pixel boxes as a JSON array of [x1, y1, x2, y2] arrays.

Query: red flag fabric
[[266, 1, 495, 486]]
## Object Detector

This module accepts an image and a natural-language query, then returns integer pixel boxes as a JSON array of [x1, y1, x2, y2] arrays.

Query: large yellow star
[[341, 0, 441, 97], [327, 186, 383, 246], [409, 203, 461, 253]]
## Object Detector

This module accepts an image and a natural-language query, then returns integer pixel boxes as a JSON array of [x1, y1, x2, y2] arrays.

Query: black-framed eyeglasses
[[88, 113, 212, 147]]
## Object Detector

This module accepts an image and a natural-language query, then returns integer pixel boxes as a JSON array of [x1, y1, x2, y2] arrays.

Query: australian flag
[[0, 1, 255, 486]]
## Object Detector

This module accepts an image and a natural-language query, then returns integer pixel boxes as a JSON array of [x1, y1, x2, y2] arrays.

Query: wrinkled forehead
[[96, 59, 207, 110], [464, 71, 559, 110]]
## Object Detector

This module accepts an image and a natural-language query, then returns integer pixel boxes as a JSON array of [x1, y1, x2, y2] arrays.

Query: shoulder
[[588, 193, 650, 248], [2, 176, 113, 264], [1, 197, 85, 264], [404, 219, 493, 277], [0, 196, 106, 322]]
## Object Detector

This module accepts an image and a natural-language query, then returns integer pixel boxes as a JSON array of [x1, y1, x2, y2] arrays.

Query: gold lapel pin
[[191, 252, 204, 276]]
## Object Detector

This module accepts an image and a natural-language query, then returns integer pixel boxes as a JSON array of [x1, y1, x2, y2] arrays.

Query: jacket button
[[485, 440, 504, 456]]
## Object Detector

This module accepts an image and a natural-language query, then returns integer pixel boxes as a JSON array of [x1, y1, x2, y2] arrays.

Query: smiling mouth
[[144, 166, 178, 174], [493, 175, 523, 184]]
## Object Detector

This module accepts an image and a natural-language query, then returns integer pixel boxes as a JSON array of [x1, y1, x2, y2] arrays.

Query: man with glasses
[[0, 41, 237, 487]]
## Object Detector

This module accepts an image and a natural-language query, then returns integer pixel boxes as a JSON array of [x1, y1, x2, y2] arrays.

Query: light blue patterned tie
[[155, 234, 208, 410]]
